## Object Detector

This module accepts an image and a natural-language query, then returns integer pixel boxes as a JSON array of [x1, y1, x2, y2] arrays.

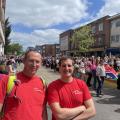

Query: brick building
[[36, 44, 60, 57], [59, 29, 73, 56], [59, 13, 120, 57]]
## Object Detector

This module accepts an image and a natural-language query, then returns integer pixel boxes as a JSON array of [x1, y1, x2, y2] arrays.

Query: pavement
[[18, 64, 120, 120]]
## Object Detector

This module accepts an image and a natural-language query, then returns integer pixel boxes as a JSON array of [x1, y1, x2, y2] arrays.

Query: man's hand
[[50, 103, 86, 120]]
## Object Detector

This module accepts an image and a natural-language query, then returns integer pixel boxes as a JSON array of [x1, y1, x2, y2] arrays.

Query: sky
[[6, 0, 120, 50]]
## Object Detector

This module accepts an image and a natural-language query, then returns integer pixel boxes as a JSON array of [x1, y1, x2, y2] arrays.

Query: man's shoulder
[[0, 74, 8, 81], [48, 79, 60, 88], [0, 73, 8, 77], [74, 77, 86, 86], [74, 77, 84, 82], [0, 74, 9, 88]]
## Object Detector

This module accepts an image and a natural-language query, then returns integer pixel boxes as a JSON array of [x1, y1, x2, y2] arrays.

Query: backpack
[[0, 74, 46, 119], [0, 74, 16, 119], [0, 74, 46, 94]]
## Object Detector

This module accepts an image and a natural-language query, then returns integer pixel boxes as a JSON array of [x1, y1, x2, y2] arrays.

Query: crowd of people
[[0, 49, 120, 120], [43, 55, 120, 91], [0, 56, 22, 75]]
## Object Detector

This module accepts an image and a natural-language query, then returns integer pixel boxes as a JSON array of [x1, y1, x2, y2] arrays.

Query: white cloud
[[6, 0, 120, 51], [97, 0, 120, 17], [6, 0, 89, 28], [6, 0, 89, 50], [10, 29, 63, 50], [72, 0, 120, 29]]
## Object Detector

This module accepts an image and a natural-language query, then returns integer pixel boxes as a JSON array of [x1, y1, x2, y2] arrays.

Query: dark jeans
[[86, 72, 92, 87], [117, 75, 120, 89], [92, 70, 97, 89], [96, 76, 105, 95]]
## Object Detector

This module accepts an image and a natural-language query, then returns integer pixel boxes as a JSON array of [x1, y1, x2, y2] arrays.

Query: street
[[18, 64, 120, 120]]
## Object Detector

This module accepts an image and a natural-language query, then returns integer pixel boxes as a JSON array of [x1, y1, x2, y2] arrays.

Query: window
[[111, 36, 115, 43], [116, 35, 120, 42], [56, 48, 60, 53], [111, 35, 120, 43], [92, 26, 96, 33], [98, 37, 103, 46], [116, 21, 120, 27], [98, 23, 103, 31]]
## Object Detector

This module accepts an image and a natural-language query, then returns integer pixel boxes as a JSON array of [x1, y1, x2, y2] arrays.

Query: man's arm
[[50, 102, 86, 120], [42, 106, 48, 120], [73, 98, 96, 120]]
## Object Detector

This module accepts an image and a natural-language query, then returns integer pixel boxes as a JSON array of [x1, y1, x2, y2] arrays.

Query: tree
[[6, 43, 23, 55], [4, 17, 12, 54], [71, 25, 94, 52]]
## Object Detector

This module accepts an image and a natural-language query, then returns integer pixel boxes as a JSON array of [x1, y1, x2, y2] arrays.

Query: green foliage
[[4, 18, 11, 54], [4, 18, 23, 55], [6, 43, 23, 55], [71, 25, 94, 52]]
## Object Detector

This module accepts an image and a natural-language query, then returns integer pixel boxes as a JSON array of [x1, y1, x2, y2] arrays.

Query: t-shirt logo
[[33, 88, 43, 93], [72, 90, 83, 95]]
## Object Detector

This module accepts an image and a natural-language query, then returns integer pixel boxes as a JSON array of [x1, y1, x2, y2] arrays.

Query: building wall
[[0, 0, 5, 57], [45, 45, 55, 57], [59, 29, 73, 55], [40, 44, 60, 57], [39, 13, 120, 57], [90, 16, 110, 50], [60, 35, 69, 51], [110, 16, 120, 47]]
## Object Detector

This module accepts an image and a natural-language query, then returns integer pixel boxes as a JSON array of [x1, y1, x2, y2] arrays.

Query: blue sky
[[6, 0, 120, 50]]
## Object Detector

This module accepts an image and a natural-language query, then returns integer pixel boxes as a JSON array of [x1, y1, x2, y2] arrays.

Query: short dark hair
[[24, 48, 41, 60], [59, 56, 74, 66]]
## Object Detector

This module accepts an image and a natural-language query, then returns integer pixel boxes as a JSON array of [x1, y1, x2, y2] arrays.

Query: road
[[18, 64, 120, 120]]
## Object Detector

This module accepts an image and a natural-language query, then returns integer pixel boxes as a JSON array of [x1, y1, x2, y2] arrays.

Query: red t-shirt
[[47, 78, 92, 120], [0, 72, 46, 120]]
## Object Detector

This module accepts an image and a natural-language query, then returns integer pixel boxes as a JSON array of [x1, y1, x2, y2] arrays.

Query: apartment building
[[37, 44, 60, 57], [106, 14, 120, 55], [89, 15, 110, 56], [0, 0, 5, 57], [59, 16, 111, 57], [59, 29, 73, 56]]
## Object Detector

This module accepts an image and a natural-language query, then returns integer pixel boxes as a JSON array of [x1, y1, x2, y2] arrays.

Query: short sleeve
[[47, 82, 59, 105], [0, 74, 8, 103], [81, 80, 92, 101]]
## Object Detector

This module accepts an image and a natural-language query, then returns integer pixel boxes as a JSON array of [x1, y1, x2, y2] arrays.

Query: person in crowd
[[86, 58, 92, 87], [0, 61, 7, 74], [5, 59, 15, 75], [96, 59, 106, 97], [47, 56, 96, 120], [91, 57, 97, 90], [117, 74, 120, 90], [79, 58, 86, 81], [116, 57, 120, 71], [0, 49, 48, 120], [73, 65, 81, 79]]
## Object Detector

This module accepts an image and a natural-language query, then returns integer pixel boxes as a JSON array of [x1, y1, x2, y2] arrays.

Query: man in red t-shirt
[[47, 56, 96, 120], [0, 49, 47, 120]]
